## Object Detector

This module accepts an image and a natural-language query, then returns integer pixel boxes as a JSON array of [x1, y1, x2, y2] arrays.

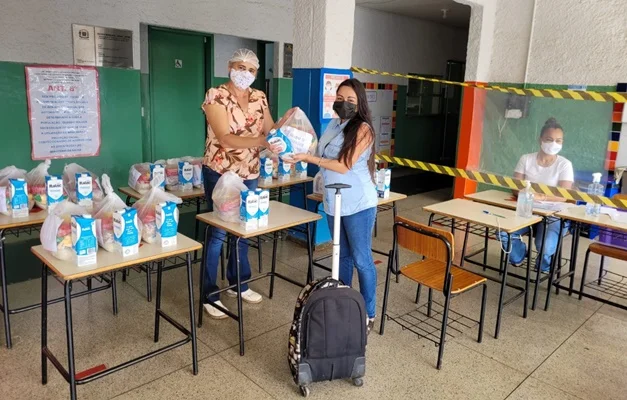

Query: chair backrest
[[394, 216, 454, 264]]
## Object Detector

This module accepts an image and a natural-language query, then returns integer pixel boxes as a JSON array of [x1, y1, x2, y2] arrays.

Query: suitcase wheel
[[353, 377, 364, 387], [299, 385, 310, 397]]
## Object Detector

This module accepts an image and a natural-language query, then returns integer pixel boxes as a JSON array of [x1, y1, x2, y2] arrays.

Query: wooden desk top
[[556, 206, 627, 232], [119, 187, 205, 201], [0, 209, 47, 230], [196, 201, 321, 239], [306, 191, 407, 206], [31, 234, 202, 281], [466, 190, 575, 217], [257, 176, 314, 190], [423, 198, 543, 233]]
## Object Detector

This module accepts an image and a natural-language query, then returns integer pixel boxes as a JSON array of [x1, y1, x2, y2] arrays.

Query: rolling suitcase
[[288, 183, 367, 397]]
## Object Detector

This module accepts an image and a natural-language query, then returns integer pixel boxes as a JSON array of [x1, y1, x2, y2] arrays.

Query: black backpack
[[288, 276, 367, 397]]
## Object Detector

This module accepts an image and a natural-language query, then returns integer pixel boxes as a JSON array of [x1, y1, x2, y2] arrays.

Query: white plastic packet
[[267, 108, 318, 160], [26, 159, 52, 210], [132, 178, 182, 244], [0, 166, 33, 214], [313, 171, 325, 195], [94, 174, 129, 252], [212, 171, 247, 223], [40, 200, 88, 260], [62, 163, 104, 203]]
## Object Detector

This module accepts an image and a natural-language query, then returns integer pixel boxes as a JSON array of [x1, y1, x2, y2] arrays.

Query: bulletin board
[[364, 83, 398, 159]]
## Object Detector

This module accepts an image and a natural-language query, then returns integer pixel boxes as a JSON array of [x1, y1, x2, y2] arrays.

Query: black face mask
[[333, 101, 357, 120]]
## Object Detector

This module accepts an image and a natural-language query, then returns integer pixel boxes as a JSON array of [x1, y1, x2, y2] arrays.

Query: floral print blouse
[[202, 85, 268, 179]]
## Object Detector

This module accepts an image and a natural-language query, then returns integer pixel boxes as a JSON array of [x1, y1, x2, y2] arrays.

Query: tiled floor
[[1, 189, 627, 399]]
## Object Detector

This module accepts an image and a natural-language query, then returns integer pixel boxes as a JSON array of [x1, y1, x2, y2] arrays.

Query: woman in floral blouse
[[201, 49, 276, 319]]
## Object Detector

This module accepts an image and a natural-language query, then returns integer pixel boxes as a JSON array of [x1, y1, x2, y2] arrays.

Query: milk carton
[[46, 175, 64, 212], [9, 179, 29, 218], [156, 202, 179, 247], [376, 169, 391, 199], [71, 215, 97, 267], [255, 188, 270, 227], [278, 160, 292, 182], [113, 208, 140, 256], [76, 173, 93, 208], [295, 161, 308, 179], [178, 161, 194, 190], [150, 163, 166, 188], [240, 190, 259, 230], [259, 157, 274, 185]]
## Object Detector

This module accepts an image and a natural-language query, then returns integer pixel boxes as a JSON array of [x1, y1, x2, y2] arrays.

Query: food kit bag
[[62, 163, 104, 204], [26, 159, 51, 210], [313, 171, 325, 195], [212, 171, 247, 223], [132, 179, 182, 244], [0, 166, 34, 215], [40, 200, 88, 261], [267, 108, 317, 160], [94, 174, 129, 252]]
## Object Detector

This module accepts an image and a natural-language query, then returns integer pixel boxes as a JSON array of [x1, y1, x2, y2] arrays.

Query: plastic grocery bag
[[132, 178, 182, 244], [267, 107, 318, 160], [63, 163, 104, 203], [40, 200, 88, 260], [0, 165, 33, 214], [94, 174, 129, 252], [128, 163, 152, 194], [26, 159, 52, 210], [212, 171, 247, 223], [313, 171, 325, 195]]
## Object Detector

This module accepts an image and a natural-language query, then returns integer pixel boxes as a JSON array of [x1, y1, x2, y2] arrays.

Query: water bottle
[[516, 181, 534, 218], [585, 172, 603, 217]]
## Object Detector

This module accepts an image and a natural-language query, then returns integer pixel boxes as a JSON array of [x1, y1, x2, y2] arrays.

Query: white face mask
[[230, 69, 256, 90], [541, 141, 562, 156]]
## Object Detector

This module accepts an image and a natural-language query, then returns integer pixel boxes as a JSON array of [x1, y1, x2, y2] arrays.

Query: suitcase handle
[[325, 183, 351, 194]]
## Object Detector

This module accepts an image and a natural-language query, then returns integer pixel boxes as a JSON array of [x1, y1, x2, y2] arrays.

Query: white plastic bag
[[0, 166, 33, 214], [94, 174, 129, 252], [128, 163, 152, 194], [267, 107, 318, 160], [313, 171, 325, 195], [40, 200, 88, 260], [212, 171, 247, 223], [26, 159, 51, 210], [62, 163, 104, 203], [132, 179, 182, 244]]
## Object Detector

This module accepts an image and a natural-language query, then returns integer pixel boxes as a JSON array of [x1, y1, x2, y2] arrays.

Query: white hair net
[[229, 48, 260, 69]]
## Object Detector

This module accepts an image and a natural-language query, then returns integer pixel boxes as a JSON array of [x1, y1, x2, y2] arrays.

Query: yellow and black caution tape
[[352, 67, 627, 103], [375, 154, 627, 210]]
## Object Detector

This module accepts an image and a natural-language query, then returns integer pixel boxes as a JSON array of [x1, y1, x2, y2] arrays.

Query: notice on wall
[[73, 24, 133, 68], [25, 65, 101, 160], [283, 43, 293, 78], [322, 73, 351, 119], [378, 116, 392, 153]]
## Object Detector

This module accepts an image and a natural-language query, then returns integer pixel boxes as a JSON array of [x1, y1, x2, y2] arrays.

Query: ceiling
[[356, 0, 471, 28]]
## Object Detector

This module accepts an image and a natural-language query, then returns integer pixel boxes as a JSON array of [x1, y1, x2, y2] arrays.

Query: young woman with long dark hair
[[290, 78, 378, 332]]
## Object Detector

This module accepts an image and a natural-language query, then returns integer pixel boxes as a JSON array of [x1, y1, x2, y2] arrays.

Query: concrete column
[[291, 0, 356, 246]]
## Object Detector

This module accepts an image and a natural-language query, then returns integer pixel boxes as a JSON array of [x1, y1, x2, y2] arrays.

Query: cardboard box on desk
[[255, 188, 270, 227], [156, 202, 179, 247], [113, 208, 140, 256], [72, 215, 98, 267], [260, 157, 274, 185], [376, 169, 391, 199], [46, 175, 64, 212], [76, 173, 94, 210], [240, 190, 259, 230]]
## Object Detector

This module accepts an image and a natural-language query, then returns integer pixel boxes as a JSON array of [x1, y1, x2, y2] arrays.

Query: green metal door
[[149, 28, 206, 160]]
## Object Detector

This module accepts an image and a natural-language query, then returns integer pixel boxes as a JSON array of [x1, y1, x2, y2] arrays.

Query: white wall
[[213, 35, 258, 77], [352, 7, 469, 85], [0, 0, 293, 69]]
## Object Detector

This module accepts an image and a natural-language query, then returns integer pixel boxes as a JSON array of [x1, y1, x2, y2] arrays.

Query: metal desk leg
[[146, 262, 153, 302], [235, 237, 245, 356], [545, 219, 567, 311], [185, 253, 199, 375], [0, 229, 11, 348], [532, 220, 548, 310], [523, 227, 533, 318], [269, 232, 278, 298], [392, 202, 399, 283], [460, 222, 470, 269], [41, 264, 48, 384], [154, 261, 163, 342], [306, 221, 314, 283], [568, 223, 581, 296], [483, 227, 489, 271], [495, 233, 513, 339], [198, 226, 210, 328], [111, 271, 118, 315], [194, 199, 201, 261], [64, 281, 77, 400], [257, 237, 263, 273]]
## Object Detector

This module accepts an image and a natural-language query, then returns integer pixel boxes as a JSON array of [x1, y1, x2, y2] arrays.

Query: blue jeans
[[202, 167, 257, 303], [498, 218, 568, 272], [326, 207, 377, 319]]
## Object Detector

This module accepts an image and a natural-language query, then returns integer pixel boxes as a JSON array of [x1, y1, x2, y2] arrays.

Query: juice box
[[71, 215, 98, 267], [113, 208, 140, 256]]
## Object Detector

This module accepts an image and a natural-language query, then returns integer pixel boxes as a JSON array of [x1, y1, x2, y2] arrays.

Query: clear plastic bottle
[[516, 181, 534, 218], [585, 172, 604, 217]]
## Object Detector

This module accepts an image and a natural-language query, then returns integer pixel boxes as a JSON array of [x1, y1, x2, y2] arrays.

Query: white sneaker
[[203, 301, 229, 319], [225, 288, 263, 304]]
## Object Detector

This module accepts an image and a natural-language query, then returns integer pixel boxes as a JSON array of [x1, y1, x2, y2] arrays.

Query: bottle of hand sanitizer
[[516, 181, 534, 218], [585, 172, 603, 217]]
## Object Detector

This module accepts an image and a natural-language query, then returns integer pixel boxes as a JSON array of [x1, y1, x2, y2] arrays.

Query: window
[[406, 74, 443, 116]]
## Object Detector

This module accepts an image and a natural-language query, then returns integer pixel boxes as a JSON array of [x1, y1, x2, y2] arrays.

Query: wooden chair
[[578, 193, 627, 299], [379, 216, 488, 369]]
